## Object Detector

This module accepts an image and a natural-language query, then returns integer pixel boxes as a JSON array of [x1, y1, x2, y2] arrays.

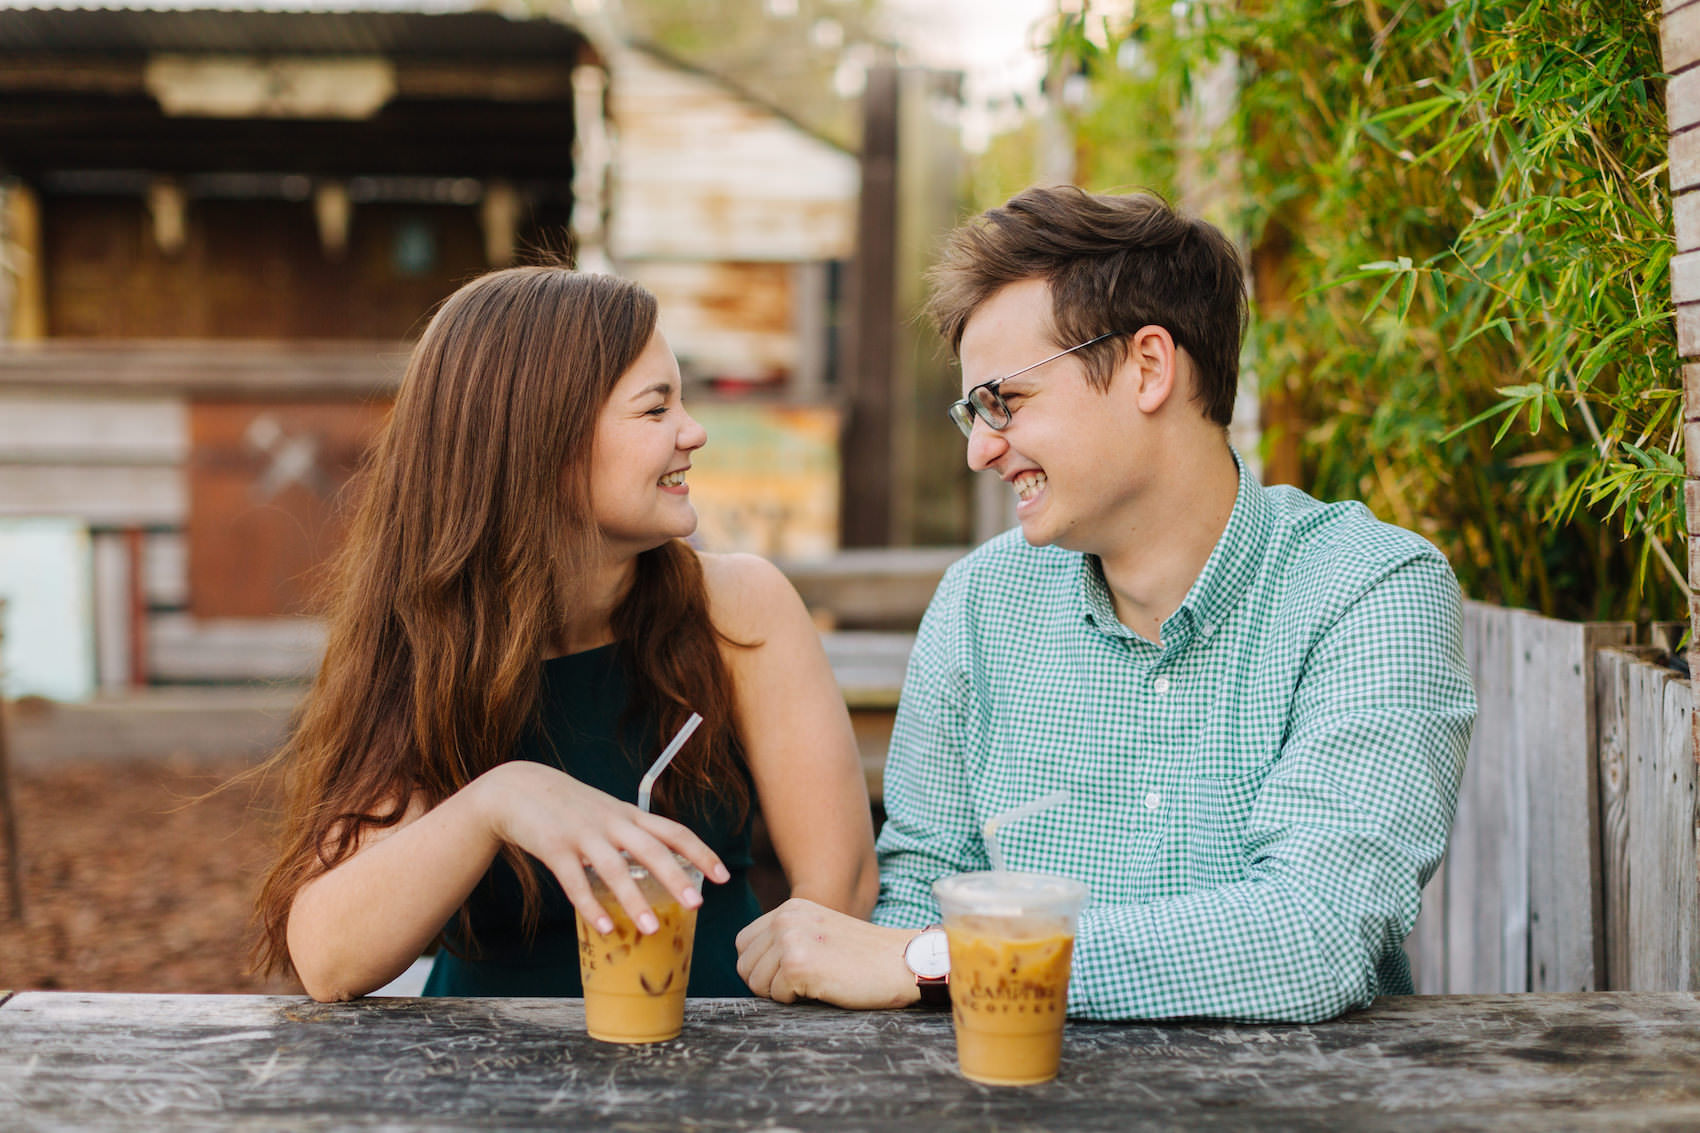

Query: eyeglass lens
[[951, 386, 1011, 438]]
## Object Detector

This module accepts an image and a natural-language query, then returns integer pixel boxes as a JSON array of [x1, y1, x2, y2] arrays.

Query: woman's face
[[588, 330, 707, 560]]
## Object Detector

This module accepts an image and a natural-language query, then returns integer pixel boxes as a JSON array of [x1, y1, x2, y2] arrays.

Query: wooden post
[[1596, 648, 1638, 990], [4, 181, 46, 341], [126, 528, 148, 687], [1251, 222, 1303, 487], [1661, 0, 1700, 996], [1415, 605, 1632, 994], [0, 598, 22, 921], [1522, 615, 1631, 991], [840, 62, 899, 548], [892, 67, 968, 547]]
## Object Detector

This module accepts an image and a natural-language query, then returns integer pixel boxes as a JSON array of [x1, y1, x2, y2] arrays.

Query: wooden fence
[[1406, 602, 1697, 993]]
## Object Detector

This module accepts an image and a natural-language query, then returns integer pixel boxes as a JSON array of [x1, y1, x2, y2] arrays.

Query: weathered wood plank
[[778, 547, 963, 628], [7, 992, 1700, 1131], [1449, 603, 1519, 992], [1444, 608, 1486, 992], [141, 614, 913, 709], [1498, 611, 1531, 996], [91, 532, 132, 689], [1626, 656, 1694, 990], [0, 464, 184, 525], [142, 530, 188, 609], [1521, 616, 1631, 991], [0, 340, 408, 396], [147, 614, 325, 683], [840, 62, 899, 548], [820, 631, 914, 708], [627, 260, 801, 383], [1408, 853, 1447, 994], [1661, 676, 1699, 992], [1647, 621, 1690, 654], [0, 393, 186, 463], [1596, 649, 1636, 990], [607, 45, 857, 261]]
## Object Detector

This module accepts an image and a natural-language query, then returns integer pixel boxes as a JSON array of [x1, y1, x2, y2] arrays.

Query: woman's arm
[[285, 761, 730, 1002], [703, 552, 880, 917]]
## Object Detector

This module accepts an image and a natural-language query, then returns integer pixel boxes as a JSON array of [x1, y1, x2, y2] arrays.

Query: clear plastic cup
[[575, 854, 701, 1044], [932, 870, 1090, 1085]]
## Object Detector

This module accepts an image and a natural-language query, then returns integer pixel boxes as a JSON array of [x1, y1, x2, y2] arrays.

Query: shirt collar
[[1074, 447, 1273, 643]]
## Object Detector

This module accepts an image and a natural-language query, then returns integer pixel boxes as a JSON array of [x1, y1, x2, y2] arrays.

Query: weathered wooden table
[[4, 990, 1699, 1130]]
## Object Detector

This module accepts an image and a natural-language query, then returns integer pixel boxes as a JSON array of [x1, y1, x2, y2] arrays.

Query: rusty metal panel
[[187, 399, 388, 618], [609, 48, 857, 262], [629, 261, 796, 385]]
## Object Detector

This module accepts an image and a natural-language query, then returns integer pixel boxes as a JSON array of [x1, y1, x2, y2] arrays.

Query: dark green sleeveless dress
[[422, 643, 760, 997]]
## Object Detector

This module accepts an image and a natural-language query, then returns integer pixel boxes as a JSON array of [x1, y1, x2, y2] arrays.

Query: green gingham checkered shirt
[[872, 453, 1476, 1022]]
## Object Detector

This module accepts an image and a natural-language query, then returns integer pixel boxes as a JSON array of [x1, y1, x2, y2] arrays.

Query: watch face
[[904, 929, 951, 979]]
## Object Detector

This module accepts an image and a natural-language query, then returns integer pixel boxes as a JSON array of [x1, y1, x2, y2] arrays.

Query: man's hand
[[735, 898, 921, 1009]]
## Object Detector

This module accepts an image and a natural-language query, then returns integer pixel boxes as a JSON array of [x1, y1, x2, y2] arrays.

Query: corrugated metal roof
[[0, 5, 585, 59]]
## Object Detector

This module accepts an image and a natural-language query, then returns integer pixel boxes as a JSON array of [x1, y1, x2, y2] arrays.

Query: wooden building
[[0, 5, 862, 693]]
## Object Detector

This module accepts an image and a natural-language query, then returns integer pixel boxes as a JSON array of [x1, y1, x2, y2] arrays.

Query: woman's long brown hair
[[253, 266, 749, 977]]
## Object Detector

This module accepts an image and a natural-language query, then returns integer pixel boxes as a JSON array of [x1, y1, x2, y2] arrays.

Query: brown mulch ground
[[0, 757, 812, 997], [0, 757, 304, 995]]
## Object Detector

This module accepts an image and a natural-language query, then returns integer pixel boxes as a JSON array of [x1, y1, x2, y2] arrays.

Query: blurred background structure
[[0, 0, 1007, 727], [2, 0, 1697, 1001], [0, 0, 1037, 993]]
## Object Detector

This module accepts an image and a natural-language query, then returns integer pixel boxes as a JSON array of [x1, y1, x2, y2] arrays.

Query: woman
[[255, 266, 878, 1001]]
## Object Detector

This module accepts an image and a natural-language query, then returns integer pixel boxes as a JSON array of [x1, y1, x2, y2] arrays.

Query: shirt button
[[1199, 621, 1215, 636], [1144, 792, 1162, 811], [1152, 675, 1172, 694]]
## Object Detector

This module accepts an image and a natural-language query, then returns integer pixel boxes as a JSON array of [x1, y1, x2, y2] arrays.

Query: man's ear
[[1128, 325, 1178, 414]]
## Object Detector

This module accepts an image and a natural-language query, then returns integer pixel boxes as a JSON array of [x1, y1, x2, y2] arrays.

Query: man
[[734, 186, 1475, 1022]]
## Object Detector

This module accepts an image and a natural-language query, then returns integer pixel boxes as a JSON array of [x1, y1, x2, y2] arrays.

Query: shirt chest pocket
[[1173, 760, 1267, 891], [1188, 738, 1276, 783]]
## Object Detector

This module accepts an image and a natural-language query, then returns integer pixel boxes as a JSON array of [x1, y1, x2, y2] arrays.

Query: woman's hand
[[473, 761, 731, 935]]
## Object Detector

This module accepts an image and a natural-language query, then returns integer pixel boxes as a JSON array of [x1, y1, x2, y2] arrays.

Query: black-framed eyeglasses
[[947, 332, 1124, 439]]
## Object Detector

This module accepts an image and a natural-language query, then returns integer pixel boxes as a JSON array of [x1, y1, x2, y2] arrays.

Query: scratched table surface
[[4, 991, 1700, 1132]]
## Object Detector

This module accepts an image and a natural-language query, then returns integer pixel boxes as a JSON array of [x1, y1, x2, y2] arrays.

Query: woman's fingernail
[[596, 917, 614, 935], [639, 913, 660, 934], [682, 887, 702, 909], [713, 865, 731, 883]]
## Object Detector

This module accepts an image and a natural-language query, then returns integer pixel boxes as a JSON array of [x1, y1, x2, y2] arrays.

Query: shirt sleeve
[[870, 573, 986, 930], [1068, 551, 1476, 1022]]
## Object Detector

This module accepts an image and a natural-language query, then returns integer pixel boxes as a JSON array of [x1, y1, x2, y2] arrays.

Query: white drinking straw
[[983, 790, 1071, 872], [637, 712, 703, 813]]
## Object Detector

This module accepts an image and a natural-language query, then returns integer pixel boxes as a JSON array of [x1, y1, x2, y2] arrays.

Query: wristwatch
[[903, 925, 950, 1007]]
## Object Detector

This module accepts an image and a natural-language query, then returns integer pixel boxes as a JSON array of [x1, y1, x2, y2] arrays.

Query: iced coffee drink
[[575, 854, 701, 1044], [932, 871, 1089, 1085]]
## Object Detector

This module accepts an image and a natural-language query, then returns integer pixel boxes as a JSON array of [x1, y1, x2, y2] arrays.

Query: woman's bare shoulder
[[696, 550, 805, 638]]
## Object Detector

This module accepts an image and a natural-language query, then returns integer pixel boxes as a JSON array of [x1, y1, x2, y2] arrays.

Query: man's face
[[958, 278, 1150, 556]]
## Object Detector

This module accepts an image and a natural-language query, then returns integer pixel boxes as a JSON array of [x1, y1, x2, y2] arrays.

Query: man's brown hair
[[925, 185, 1247, 427]]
